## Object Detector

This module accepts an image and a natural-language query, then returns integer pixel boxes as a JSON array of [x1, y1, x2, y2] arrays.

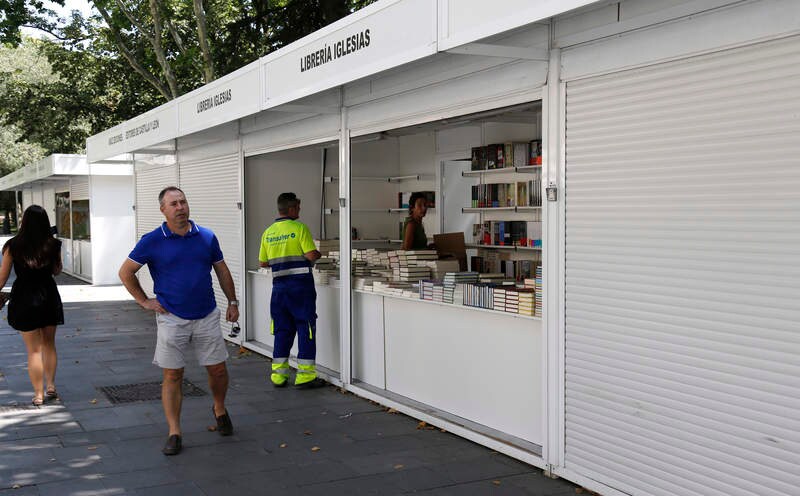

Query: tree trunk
[[148, 0, 180, 98], [94, 3, 173, 101], [193, 0, 215, 83]]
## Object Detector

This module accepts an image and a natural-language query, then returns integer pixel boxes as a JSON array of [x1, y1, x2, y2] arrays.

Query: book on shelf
[[471, 221, 542, 247], [471, 146, 487, 171], [529, 140, 542, 165], [486, 143, 504, 169], [470, 141, 542, 171], [471, 178, 541, 208]]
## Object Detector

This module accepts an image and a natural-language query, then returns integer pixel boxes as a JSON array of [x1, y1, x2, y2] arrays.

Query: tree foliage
[[0, 0, 376, 158]]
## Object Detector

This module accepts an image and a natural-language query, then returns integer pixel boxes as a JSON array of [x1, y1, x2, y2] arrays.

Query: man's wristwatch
[[228, 300, 239, 306]]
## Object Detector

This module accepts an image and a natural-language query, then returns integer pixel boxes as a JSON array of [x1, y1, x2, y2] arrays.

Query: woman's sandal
[[46, 387, 58, 400], [31, 396, 44, 407]]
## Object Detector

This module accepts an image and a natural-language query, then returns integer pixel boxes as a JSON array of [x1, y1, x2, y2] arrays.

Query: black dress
[[8, 242, 64, 332]]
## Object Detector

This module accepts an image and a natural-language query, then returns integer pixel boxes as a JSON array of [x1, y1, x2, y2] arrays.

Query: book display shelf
[[309, 103, 546, 324]]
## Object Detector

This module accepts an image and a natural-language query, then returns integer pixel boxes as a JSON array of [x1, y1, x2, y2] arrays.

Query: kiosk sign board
[[86, 105, 177, 163], [437, 0, 600, 50], [263, 0, 437, 108], [178, 65, 261, 135]]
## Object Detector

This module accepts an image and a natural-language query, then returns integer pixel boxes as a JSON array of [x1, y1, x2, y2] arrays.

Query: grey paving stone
[[500, 473, 580, 495], [364, 465, 455, 492], [128, 481, 205, 496], [299, 472, 406, 495], [99, 467, 180, 491], [59, 429, 124, 447], [0, 286, 577, 496], [37, 477, 125, 496], [415, 479, 533, 496], [0, 436, 61, 452]]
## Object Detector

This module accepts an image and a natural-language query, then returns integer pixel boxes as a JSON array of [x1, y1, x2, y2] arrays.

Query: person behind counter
[[401, 192, 431, 251]]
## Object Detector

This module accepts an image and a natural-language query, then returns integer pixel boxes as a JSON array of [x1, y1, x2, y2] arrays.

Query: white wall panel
[[563, 35, 800, 496], [90, 175, 135, 285]]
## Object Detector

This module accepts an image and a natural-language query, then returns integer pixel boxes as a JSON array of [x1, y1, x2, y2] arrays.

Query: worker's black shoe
[[162, 434, 182, 456], [272, 379, 288, 388], [294, 378, 327, 390], [214, 408, 233, 436]]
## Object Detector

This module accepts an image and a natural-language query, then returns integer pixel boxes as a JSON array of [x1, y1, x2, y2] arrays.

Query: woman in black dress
[[0, 205, 64, 406]]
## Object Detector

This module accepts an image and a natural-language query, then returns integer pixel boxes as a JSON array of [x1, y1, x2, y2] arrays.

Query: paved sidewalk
[[0, 277, 579, 495]]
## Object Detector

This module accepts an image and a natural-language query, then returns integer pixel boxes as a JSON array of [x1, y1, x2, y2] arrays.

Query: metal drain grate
[[98, 380, 207, 404]]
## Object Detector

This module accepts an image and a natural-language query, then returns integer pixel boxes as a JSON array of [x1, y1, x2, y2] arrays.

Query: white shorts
[[153, 308, 229, 369]]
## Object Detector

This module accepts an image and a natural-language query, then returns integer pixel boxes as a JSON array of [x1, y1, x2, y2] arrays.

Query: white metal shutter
[[178, 153, 241, 334], [563, 36, 800, 496], [134, 162, 179, 295], [70, 177, 89, 200]]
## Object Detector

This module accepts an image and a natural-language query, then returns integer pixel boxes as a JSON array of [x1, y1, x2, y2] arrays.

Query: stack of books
[[443, 272, 479, 304], [478, 273, 508, 284], [464, 283, 495, 310], [315, 239, 340, 255], [399, 250, 438, 264], [504, 289, 519, 314], [312, 257, 338, 285], [517, 288, 535, 316], [373, 281, 414, 298], [535, 265, 543, 316], [353, 276, 387, 292], [493, 288, 507, 312], [420, 280, 437, 301], [397, 266, 430, 282], [352, 260, 371, 277]]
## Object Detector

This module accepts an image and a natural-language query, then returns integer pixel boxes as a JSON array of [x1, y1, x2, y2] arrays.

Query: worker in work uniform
[[259, 192, 325, 389]]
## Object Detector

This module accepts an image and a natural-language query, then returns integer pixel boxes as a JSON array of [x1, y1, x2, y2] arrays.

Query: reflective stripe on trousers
[[271, 357, 290, 385], [295, 358, 317, 385]]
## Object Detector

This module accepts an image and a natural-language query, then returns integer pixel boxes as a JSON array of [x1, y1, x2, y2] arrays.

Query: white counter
[[246, 270, 544, 445]]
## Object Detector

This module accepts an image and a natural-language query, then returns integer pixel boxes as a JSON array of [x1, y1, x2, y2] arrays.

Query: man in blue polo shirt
[[118, 186, 240, 456]]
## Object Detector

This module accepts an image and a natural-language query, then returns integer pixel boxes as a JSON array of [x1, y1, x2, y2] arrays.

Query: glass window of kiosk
[[71, 199, 90, 240], [55, 192, 70, 238]]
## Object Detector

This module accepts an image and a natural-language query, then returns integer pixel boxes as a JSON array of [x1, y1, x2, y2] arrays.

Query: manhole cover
[[98, 380, 207, 404]]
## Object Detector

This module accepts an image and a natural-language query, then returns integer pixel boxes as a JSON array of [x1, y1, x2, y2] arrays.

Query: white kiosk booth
[[86, 1, 800, 495], [0, 154, 135, 285]]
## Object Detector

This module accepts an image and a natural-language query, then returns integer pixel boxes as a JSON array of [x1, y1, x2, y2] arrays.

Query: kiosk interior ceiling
[[357, 102, 542, 141]]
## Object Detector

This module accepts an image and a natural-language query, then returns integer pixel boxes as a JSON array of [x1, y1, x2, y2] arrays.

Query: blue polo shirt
[[128, 220, 223, 320]]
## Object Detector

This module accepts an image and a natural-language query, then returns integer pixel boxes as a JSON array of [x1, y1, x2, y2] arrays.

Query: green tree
[[0, 0, 64, 45], [0, 0, 377, 156]]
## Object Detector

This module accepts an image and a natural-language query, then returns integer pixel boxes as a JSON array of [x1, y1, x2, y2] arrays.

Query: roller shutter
[[70, 177, 89, 200], [134, 162, 178, 295], [179, 153, 241, 335], [563, 36, 800, 496]]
